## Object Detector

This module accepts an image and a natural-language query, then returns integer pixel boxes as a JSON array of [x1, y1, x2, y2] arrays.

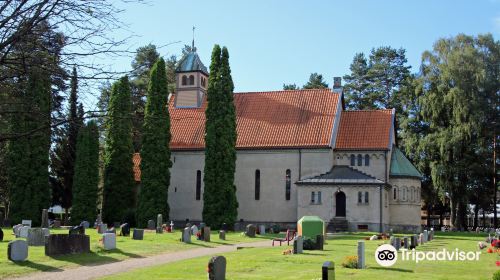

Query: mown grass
[[102, 232, 500, 280], [0, 227, 276, 279]]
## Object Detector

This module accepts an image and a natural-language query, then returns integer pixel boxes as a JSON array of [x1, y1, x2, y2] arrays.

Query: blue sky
[[106, 0, 499, 94]]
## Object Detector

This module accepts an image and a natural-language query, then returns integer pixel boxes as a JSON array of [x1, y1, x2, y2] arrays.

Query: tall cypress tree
[[136, 58, 172, 227], [203, 45, 238, 228], [71, 121, 99, 225], [102, 76, 136, 224]]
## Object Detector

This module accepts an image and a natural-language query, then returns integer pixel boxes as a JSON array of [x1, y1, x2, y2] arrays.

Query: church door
[[335, 191, 346, 217]]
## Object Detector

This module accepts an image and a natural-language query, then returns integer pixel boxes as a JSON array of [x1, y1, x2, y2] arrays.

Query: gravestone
[[202, 227, 211, 242], [219, 230, 226, 240], [21, 220, 32, 227], [147, 220, 155, 230], [182, 227, 191, 243], [69, 225, 85, 235], [357, 241, 365, 269], [0, 227, 3, 241], [120, 223, 130, 236], [27, 228, 47, 246], [419, 233, 424, 244], [191, 225, 199, 236], [8, 240, 28, 261], [45, 234, 90, 256], [80, 221, 90, 229], [394, 237, 401, 250], [430, 228, 434, 240], [97, 223, 107, 234], [200, 222, 206, 229], [19, 226, 30, 238], [403, 237, 409, 249], [208, 256, 226, 280], [410, 235, 417, 249], [233, 222, 241, 232], [389, 236, 395, 247], [13, 224, 22, 237], [259, 225, 265, 235], [41, 209, 49, 228], [102, 233, 116, 250], [185, 223, 192, 229], [293, 236, 303, 254], [245, 224, 256, 238], [316, 235, 324, 250], [322, 261, 335, 280], [423, 230, 428, 242], [156, 214, 163, 234], [132, 229, 144, 240]]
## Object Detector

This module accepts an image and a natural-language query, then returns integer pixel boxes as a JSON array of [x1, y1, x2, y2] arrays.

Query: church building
[[133, 48, 422, 232]]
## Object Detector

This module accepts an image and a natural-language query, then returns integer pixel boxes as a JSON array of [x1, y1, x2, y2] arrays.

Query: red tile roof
[[169, 89, 340, 150], [335, 109, 394, 150]]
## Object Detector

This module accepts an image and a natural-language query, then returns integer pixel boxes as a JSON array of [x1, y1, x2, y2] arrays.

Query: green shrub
[[342, 256, 358, 269], [492, 270, 500, 280]]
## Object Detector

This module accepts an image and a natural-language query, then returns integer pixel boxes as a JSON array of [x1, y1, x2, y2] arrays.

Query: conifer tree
[[136, 58, 172, 227], [102, 76, 136, 224], [71, 121, 99, 225]]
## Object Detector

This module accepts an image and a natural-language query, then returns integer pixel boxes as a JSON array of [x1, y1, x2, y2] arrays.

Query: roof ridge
[[234, 89, 333, 95], [343, 109, 393, 113]]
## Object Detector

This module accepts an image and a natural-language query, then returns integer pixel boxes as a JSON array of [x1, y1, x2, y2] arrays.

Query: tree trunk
[[474, 204, 479, 230]]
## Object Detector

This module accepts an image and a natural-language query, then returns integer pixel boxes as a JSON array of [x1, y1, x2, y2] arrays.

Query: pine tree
[[203, 45, 238, 229], [136, 58, 172, 228], [343, 53, 371, 109], [302, 73, 328, 89], [71, 121, 99, 225], [102, 76, 136, 224]]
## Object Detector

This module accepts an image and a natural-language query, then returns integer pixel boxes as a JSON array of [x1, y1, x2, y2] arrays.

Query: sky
[[99, 0, 499, 99]]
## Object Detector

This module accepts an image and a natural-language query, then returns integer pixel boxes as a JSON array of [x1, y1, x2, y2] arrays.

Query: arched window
[[365, 154, 370, 166], [255, 170, 260, 200], [402, 187, 407, 201], [357, 154, 362, 166], [350, 155, 355, 166], [201, 77, 206, 87], [358, 191, 362, 203], [311, 191, 315, 203], [196, 170, 201, 200], [317, 191, 322, 204], [365, 191, 369, 203], [410, 187, 415, 201], [393, 187, 397, 200], [285, 169, 291, 201], [181, 75, 187, 85], [189, 75, 195, 85]]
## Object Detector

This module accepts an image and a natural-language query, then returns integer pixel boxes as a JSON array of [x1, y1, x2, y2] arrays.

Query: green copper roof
[[176, 51, 208, 74], [390, 147, 422, 179]]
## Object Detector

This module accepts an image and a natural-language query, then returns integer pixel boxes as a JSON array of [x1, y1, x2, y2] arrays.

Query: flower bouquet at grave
[[492, 239, 500, 248], [196, 232, 202, 240], [341, 256, 359, 269]]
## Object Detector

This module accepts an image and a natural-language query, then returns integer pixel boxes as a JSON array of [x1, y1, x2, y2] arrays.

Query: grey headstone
[[191, 225, 199, 235], [80, 221, 90, 229], [322, 261, 335, 280], [293, 236, 303, 254], [41, 209, 49, 228], [259, 225, 265, 235], [419, 233, 424, 244], [102, 233, 116, 250], [185, 223, 192, 229], [132, 229, 144, 240], [394, 237, 401, 250], [245, 224, 256, 237], [208, 256, 226, 280], [403, 237, 409, 249], [357, 241, 365, 269], [8, 240, 28, 261], [120, 223, 130, 236], [21, 220, 32, 227], [147, 220, 155, 230], [156, 214, 163, 234], [96, 214, 102, 225], [19, 226, 30, 238], [423, 230, 428, 242], [97, 223, 107, 234], [13, 224, 22, 237], [45, 234, 90, 256], [219, 230, 226, 240], [202, 227, 211, 242], [27, 228, 47, 246], [316, 235, 324, 250], [389, 236, 395, 247], [182, 227, 191, 243]]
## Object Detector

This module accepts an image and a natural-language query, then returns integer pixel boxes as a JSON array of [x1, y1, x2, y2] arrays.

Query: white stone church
[[133, 49, 422, 232]]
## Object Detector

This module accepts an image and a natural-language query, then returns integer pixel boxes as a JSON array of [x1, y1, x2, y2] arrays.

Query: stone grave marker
[[403, 237, 409, 249], [97, 223, 107, 234], [259, 225, 265, 235], [0, 227, 3, 241], [27, 228, 47, 246], [202, 227, 211, 242], [430, 228, 434, 240], [156, 214, 163, 234], [389, 236, 395, 247], [200, 222, 206, 230], [41, 209, 49, 228], [322, 261, 335, 280], [219, 230, 226, 240], [147, 220, 155, 230], [45, 234, 90, 256], [357, 240, 365, 269], [120, 223, 130, 236], [21, 220, 32, 227], [411, 235, 417, 249], [419, 233, 424, 244], [102, 233, 116, 250], [316, 235, 324, 250], [191, 225, 199, 236], [293, 236, 303, 254], [132, 229, 144, 240], [185, 222, 192, 229], [19, 226, 30, 238], [13, 224, 22, 237], [423, 230, 428, 242], [80, 221, 90, 229], [182, 227, 191, 243], [245, 224, 256, 237], [394, 237, 401, 250], [8, 240, 28, 261], [69, 225, 85, 235], [208, 255, 226, 280]]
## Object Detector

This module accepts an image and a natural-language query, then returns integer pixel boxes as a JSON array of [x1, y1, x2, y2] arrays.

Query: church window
[[350, 155, 355, 166], [357, 154, 362, 166], [196, 170, 201, 200], [365, 191, 369, 203], [365, 154, 370, 166], [402, 187, 407, 201], [255, 170, 260, 200], [311, 191, 315, 204], [358, 191, 362, 203], [317, 191, 322, 204], [285, 169, 291, 200], [393, 187, 397, 200], [181, 75, 187, 85], [410, 187, 415, 201], [189, 75, 195, 85]]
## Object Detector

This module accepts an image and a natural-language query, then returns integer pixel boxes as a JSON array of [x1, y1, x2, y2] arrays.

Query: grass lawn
[[102, 232, 500, 280], [0, 227, 276, 279]]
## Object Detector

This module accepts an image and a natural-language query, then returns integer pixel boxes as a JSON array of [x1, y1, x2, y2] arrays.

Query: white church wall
[[388, 177, 422, 232], [332, 151, 388, 180]]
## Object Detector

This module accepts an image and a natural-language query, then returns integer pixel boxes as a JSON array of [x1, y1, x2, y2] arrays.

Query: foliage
[[493, 269, 500, 280], [102, 76, 136, 224], [302, 73, 328, 89], [341, 255, 359, 268], [283, 83, 299, 90], [203, 45, 238, 228], [136, 58, 172, 228]]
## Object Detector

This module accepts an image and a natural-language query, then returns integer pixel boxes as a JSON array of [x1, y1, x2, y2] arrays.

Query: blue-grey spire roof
[[390, 147, 423, 179], [176, 51, 208, 75]]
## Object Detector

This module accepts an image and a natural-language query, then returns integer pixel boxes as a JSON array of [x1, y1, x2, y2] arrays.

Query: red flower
[[496, 261, 500, 266]]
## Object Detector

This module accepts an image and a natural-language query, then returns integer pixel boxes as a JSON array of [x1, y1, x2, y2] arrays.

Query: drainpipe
[[298, 149, 302, 180], [380, 150, 388, 233]]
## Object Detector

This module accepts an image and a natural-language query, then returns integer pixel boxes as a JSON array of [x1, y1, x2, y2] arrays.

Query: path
[[10, 240, 273, 280]]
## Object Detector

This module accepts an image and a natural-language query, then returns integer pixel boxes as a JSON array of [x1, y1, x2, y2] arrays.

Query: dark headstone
[[156, 214, 163, 234], [322, 261, 335, 280], [245, 224, 256, 237], [147, 220, 155, 230], [27, 228, 48, 246], [403, 237, 409, 249], [208, 256, 226, 280], [316, 235, 324, 250], [45, 234, 90, 256], [0, 228, 3, 241], [120, 223, 130, 236], [219, 230, 226, 240], [202, 227, 211, 242], [8, 240, 28, 261], [41, 209, 49, 228], [69, 225, 85, 235], [394, 237, 401, 250], [132, 229, 144, 240]]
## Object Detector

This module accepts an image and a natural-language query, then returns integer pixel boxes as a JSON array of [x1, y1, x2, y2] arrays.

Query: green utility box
[[297, 216, 325, 240]]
